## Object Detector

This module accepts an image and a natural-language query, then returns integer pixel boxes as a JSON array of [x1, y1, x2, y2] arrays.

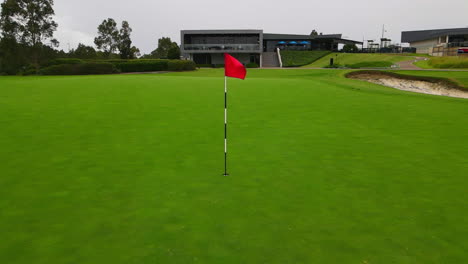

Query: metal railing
[[447, 41, 468, 48], [184, 44, 260, 51]]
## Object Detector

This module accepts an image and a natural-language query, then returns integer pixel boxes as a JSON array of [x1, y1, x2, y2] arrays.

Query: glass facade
[[183, 34, 261, 52]]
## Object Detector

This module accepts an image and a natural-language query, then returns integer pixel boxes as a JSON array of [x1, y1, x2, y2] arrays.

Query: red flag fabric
[[224, 53, 247, 80]]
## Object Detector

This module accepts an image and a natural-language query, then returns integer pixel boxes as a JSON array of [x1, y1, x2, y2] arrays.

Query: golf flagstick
[[223, 54, 246, 176], [224, 76, 228, 176]]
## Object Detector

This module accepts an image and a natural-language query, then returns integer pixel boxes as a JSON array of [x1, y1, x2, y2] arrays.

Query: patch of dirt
[[346, 71, 468, 99]]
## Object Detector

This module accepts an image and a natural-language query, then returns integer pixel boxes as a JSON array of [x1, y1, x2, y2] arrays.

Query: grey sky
[[53, 0, 468, 54]]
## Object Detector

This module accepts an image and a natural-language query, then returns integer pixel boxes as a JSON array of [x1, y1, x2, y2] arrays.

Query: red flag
[[224, 53, 247, 80]]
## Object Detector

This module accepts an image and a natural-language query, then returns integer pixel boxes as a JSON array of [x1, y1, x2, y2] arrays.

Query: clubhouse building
[[401, 27, 468, 56], [180, 29, 362, 67]]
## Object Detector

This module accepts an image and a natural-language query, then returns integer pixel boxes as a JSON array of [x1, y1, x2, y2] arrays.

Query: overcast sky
[[53, 0, 468, 54]]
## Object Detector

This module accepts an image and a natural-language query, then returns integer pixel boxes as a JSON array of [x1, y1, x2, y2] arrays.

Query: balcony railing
[[437, 42, 468, 48], [183, 44, 260, 51], [448, 41, 468, 48]]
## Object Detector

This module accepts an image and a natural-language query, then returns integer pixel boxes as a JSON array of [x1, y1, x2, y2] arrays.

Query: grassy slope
[[414, 57, 468, 69], [280, 51, 330, 67], [1, 69, 468, 263], [304, 53, 414, 68], [413, 59, 432, 69]]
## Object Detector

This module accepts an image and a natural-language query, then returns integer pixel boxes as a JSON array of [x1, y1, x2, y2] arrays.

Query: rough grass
[[415, 56, 468, 69], [304, 53, 414, 68], [280, 50, 331, 67], [1, 69, 468, 263]]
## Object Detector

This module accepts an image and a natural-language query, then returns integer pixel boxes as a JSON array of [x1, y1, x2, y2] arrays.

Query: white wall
[[411, 38, 439, 54]]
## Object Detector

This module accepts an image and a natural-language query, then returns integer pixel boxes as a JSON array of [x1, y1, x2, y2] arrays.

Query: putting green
[[1, 69, 467, 263]]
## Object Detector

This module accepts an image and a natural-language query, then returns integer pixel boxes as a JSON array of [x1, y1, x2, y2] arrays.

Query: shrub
[[43, 58, 84, 67], [167, 60, 196, 71], [246, 62, 259, 68], [111, 59, 169, 72], [39, 62, 117, 75], [38, 59, 196, 75], [342, 44, 359, 53], [19, 64, 39, 75]]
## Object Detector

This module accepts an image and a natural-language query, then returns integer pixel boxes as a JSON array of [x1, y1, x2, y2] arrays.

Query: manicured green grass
[[280, 51, 331, 67], [1, 69, 468, 263], [304, 53, 414, 68], [414, 56, 468, 69]]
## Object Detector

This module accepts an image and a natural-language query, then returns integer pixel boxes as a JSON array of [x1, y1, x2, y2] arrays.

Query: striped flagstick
[[223, 54, 247, 176], [224, 76, 229, 176]]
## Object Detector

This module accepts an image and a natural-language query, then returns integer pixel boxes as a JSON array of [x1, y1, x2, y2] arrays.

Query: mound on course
[[414, 56, 468, 69], [303, 53, 416, 68], [1, 69, 468, 263]]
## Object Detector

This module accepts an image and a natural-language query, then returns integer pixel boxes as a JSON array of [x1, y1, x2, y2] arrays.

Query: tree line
[[0, 0, 181, 75]]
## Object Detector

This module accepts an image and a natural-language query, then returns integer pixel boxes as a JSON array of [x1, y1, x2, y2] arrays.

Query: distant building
[[180, 30, 362, 67], [401, 27, 468, 56]]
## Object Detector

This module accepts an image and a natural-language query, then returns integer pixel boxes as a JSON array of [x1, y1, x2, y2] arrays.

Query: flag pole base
[[223, 173, 229, 176]]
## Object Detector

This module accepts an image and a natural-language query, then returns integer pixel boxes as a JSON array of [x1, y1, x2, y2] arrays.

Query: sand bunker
[[347, 71, 468, 99]]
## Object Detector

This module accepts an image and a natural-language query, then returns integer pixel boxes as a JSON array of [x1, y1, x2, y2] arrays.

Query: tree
[[94, 18, 119, 58], [118, 21, 132, 59], [342, 44, 359, 53], [71, 43, 97, 59], [0, 0, 58, 67], [310, 30, 318, 36], [0, 37, 27, 74], [151, 37, 178, 59], [129, 46, 140, 59], [167, 44, 180, 59]]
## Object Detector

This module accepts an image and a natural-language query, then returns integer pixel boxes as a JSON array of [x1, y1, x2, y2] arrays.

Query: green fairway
[[304, 53, 414, 68], [1, 69, 468, 263]]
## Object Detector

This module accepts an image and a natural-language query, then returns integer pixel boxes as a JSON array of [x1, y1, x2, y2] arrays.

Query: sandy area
[[351, 73, 468, 99]]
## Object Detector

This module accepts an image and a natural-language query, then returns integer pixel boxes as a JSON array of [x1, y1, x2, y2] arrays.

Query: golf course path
[[397, 57, 426, 70]]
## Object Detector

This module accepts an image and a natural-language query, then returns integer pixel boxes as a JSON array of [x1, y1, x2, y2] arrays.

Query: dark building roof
[[263, 33, 342, 40], [401, 27, 468, 43], [180, 30, 362, 45], [181, 29, 263, 35]]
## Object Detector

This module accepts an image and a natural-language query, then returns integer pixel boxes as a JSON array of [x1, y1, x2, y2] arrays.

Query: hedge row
[[38, 59, 196, 75], [167, 60, 197, 71], [112, 59, 196, 72], [112, 59, 169, 72], [39, 62, 118, 75], [43, 58, 85, 67]]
